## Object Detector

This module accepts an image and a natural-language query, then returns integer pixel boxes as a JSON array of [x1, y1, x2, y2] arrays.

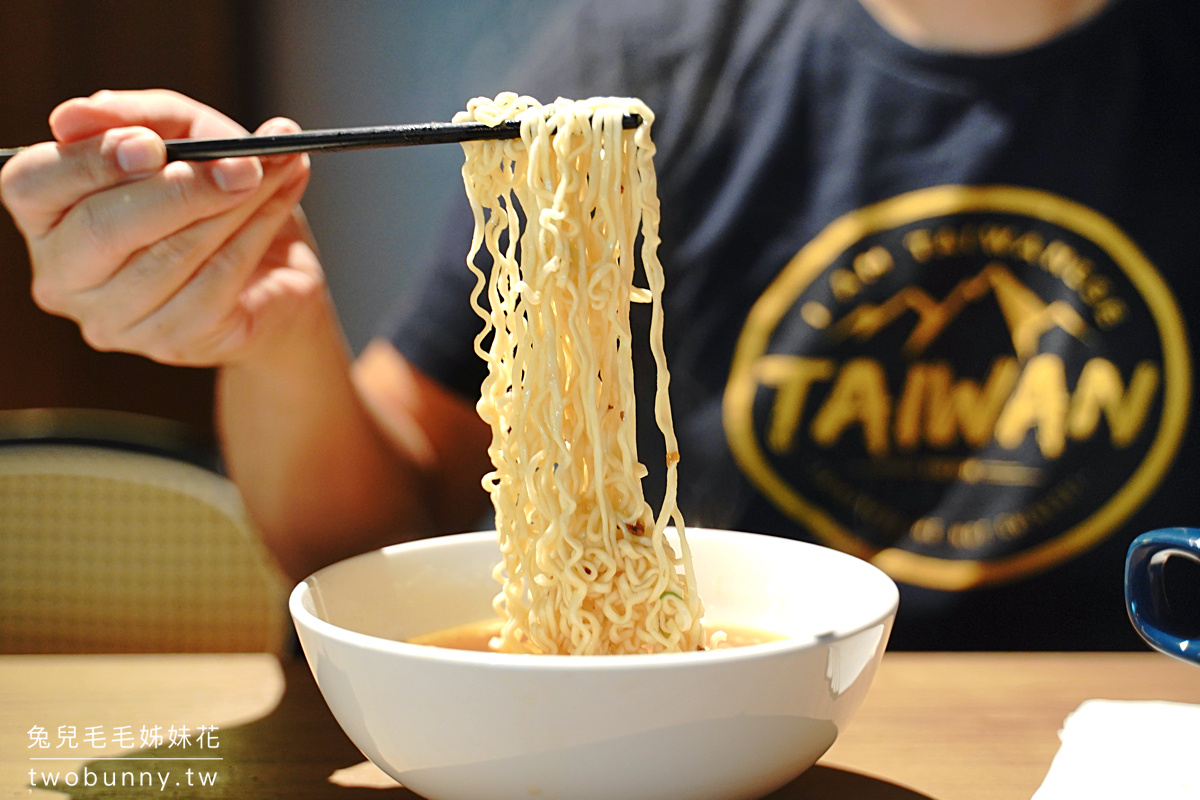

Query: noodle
[[456, 93, 705, 655]]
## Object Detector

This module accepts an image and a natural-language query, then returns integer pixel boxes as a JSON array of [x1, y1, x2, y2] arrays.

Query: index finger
[[50, 89, 249, 144]]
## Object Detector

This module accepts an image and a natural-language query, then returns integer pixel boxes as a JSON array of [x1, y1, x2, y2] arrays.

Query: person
[[3, 0, 1197, 650]]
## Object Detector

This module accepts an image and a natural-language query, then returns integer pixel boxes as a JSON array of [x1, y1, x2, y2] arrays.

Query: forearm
[[217, 292, 434, 581], [0, 89, 489, 580], [858, 0, 1112, 52], [0, 89, 450, 581]]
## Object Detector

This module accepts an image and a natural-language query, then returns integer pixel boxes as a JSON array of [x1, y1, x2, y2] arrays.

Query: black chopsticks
[[0, 114, 643, 167]]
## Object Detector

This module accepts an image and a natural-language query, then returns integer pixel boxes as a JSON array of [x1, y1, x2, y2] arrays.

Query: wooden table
[[2, 652, 1197, 800]]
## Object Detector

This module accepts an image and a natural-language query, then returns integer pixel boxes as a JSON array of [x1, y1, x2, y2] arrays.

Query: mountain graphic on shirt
[[828, 262, 1090, 361]]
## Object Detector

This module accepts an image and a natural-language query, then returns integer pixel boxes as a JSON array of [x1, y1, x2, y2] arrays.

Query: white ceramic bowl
[[290, 529, 899, 800]]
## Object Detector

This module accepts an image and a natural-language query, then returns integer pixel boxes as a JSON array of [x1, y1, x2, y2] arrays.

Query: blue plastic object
[[1125, 527, 1200, 666]]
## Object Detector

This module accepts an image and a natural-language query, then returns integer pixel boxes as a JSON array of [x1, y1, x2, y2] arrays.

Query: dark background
[[0, 0, 566, 449], [0, 1, 258, 444]]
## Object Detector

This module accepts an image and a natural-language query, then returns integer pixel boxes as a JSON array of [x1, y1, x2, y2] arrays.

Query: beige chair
[[0, 409, 290, 654]]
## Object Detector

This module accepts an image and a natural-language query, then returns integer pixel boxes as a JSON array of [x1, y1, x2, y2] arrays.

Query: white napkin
[[1033, 699, 1200, 799]]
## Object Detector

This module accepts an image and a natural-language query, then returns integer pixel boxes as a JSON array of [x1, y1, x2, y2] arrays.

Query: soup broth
[[407, 620, 785, 652]]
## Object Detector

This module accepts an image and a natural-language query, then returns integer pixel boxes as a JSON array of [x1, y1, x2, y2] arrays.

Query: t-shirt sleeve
[[384, 0, 700, 400], [385, 0, 632, 399], [385, 191, 488, 400]]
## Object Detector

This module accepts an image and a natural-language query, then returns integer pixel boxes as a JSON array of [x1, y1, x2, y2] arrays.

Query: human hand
[[0, 89, 324, 367]]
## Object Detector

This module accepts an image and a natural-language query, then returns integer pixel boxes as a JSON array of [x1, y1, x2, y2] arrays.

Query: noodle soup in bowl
[[290, 528, 899, 800]]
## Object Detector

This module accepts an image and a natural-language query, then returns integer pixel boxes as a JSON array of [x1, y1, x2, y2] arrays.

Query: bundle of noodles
[[457, 93, 705, 655]]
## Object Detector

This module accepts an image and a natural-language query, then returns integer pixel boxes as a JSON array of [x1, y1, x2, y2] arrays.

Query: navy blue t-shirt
[[389, 0, 1200, 650]]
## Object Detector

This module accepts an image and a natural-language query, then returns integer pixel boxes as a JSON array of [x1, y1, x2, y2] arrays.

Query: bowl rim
[[289, 528, 899, 670]]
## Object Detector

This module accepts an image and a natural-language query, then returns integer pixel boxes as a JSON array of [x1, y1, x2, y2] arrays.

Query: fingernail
[[258, 117, 300, 136], [212, 157, 263, 192], [116, 131, 165, 174]]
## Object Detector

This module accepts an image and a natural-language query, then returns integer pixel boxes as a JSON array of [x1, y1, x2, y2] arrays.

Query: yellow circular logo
[[723, 186, 1190, 589]]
